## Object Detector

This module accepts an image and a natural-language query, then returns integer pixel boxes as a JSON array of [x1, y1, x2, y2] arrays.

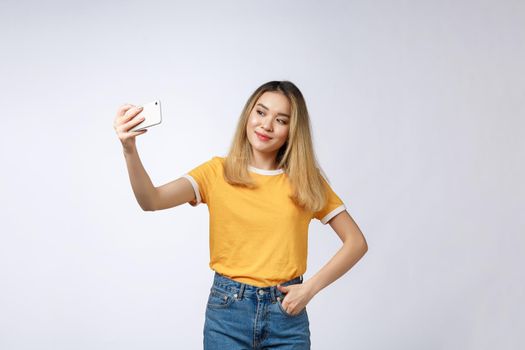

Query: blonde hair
[[223, 80, 330, 214]]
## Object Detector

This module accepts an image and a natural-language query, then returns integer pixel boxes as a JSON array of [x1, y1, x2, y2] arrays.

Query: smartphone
[[129, 100, 162, 132]]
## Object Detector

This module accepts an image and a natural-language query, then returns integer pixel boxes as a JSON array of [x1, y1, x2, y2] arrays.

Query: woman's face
[[246, 91, 291, 157]]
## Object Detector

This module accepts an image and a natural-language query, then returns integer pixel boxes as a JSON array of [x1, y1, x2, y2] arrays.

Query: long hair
[[223, 80, 330, 214]]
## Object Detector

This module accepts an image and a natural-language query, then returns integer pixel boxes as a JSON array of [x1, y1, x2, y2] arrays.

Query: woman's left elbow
[[358, 238, 368, 253]]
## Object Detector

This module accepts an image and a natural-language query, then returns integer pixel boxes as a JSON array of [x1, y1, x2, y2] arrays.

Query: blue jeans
[[203, 271, 311, 349]]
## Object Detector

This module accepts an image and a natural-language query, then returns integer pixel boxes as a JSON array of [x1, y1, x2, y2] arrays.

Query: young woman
[[113, 80, 368, 349]]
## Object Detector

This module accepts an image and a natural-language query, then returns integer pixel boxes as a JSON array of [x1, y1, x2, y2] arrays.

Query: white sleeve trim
[[321, 204, 346, 225], [182, 174, 201, 206]]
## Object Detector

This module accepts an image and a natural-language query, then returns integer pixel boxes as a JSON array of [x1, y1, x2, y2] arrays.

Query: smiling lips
[[255, 131, 272, 141]]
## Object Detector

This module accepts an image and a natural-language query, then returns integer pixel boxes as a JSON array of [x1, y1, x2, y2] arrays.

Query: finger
[[122, 106, 143, 121], [281, 299, 289, 313], [284, 304, 293, 315], [116, 117, 143, 134], [132, 128, 148, 136], [116, 104, 135, 118], [124, 129, 148, 138], [122, 114, 145, 131], [117, 112, 143, 131]]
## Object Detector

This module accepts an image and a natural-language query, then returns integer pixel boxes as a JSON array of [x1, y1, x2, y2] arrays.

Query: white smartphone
[[129, 100, 162, 132]]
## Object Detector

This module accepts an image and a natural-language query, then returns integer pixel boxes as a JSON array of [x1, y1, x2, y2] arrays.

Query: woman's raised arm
[[114, 103, 195, 211]]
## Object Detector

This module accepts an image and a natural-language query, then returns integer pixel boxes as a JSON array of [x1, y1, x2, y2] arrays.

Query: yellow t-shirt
[[182, 156, 346, 287]]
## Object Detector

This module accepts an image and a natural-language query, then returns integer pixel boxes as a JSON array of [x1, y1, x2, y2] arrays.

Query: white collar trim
[[248, 165, 284, 175]]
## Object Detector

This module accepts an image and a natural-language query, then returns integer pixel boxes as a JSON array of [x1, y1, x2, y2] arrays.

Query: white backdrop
[[1, 0, 523, 349]]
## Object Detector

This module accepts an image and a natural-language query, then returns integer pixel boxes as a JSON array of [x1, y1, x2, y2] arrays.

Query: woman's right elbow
[[139, 201, 156, 212]]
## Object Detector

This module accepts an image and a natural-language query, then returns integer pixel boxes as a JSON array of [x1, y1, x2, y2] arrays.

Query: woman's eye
[[256, 110, 286, 124]]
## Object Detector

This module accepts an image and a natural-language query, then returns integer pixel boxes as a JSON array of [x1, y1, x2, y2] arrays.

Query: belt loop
[[270, 286, 277, 303], [300, 275, 303, 283], [238, 283, 245, 299]]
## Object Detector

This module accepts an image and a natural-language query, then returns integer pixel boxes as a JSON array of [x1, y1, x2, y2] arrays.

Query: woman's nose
[[262, 118, 272, 131]]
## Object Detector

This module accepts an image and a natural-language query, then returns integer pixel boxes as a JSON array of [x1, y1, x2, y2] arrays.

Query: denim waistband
[[211, 271, 303, 302]]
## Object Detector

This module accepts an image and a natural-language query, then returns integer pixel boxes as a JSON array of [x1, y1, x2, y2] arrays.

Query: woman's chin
[[251, 144, 277, 153]]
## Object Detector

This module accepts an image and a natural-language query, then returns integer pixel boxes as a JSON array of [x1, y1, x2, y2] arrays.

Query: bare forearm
[[304, 240, 368, 296], [122, 145, 157, 211]]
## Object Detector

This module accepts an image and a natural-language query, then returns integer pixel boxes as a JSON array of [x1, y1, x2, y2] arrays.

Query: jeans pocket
[[276, 298, 306, 318], [207, 287, 235, 309]]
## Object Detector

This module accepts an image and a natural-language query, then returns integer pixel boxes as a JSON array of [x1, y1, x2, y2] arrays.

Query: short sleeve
[[181, 156, 221, 207], [312, 172, 347, 225]]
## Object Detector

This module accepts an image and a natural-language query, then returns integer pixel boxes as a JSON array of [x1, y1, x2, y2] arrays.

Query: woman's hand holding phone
[[113, 104, 148, 152]]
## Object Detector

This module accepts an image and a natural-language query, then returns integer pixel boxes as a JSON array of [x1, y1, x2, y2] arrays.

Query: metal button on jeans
[[258, 290, 264, 295]]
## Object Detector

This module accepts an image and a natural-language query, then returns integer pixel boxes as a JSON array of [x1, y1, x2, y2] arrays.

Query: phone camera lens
[[155, 102, 158, 105]]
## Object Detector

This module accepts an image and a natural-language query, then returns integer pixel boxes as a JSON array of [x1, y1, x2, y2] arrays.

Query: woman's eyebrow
[[256, 103, 290, 118]]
